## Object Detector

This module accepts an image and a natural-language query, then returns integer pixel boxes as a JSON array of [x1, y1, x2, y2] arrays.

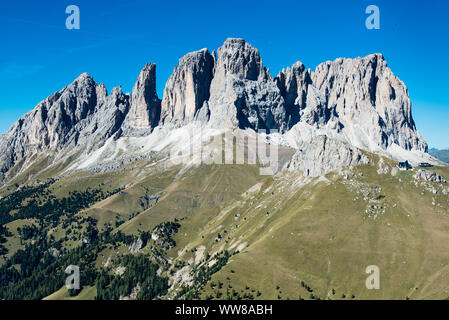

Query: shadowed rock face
[[214, 38, 265, 81], [275, 61, 311, 128], [208, 38, 287, 131], [277, 54, 427, 153], [0, 38, 428, 180], [161, 49, 214, 127], [122, 63, 161, 136]]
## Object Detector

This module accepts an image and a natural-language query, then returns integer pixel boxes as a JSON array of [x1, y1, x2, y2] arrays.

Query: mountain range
[[0, 38, 435, 184], [0, 38, 448, 300]]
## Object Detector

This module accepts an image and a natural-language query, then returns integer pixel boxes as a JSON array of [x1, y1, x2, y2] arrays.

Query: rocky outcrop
[[377, 157, 390, 175], [76, 85, 130, 152], [206, 39, 426, 155], [161, 49, 214, 126], [208, 38, 287, 131], [283, 54, 427, 153], [414, 170, 447, 183], [121, 63, 161, 136], [285, 135, 370, 177], [128, 237, 143, 253]]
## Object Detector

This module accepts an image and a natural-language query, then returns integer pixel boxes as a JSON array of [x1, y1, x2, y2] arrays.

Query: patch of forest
[[0, 181, 174, 300]]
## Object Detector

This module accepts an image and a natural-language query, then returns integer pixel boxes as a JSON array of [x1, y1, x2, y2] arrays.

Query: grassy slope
[[43, 286, 96, 300], [168, 159, 449, 300], [0, 219, 37, 264], [41, 163, 264, 300], [3, 151, 449, 300], [117, 164, 264, 236]]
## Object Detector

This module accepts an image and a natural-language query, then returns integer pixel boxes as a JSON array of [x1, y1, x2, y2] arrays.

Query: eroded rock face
[[213, 38, 265, 81], [161, 49, 214, 126], [285, 135, 370, 177], [208, 38, 287, 131], [298, 54, 426, 152], [0, 73, 130, 174], [275, 61, 311, 128], [122, 63, 161, 136], [76, 85, 130, 153]]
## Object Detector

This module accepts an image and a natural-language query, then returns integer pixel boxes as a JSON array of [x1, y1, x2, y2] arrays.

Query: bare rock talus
[[285, 135, 369, 177]]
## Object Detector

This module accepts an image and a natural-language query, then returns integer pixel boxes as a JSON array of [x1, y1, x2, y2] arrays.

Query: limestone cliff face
[[121, 63, 161, 136], [276, 53, 427, 153], [208, 38, 287, 131], [308, 54, 427, 152], [275, 61, 311, 128], [0, 73, 129, 175], [160, 49, 214, 126]]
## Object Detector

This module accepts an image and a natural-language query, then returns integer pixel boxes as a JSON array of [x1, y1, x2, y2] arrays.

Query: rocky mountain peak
[[307, 53, 427, 152], [215, 38, 266, 81], [132, 63, 158, 98], [275, 61, 311, 127], [121, 63, 161, 136], [208, 39, 286, 130], [0, 71, 131, 177], [178, 48, 211, 66], [95, 83, 108, 105], [75, 72, 93, 81], [161, 49, 214, 127]]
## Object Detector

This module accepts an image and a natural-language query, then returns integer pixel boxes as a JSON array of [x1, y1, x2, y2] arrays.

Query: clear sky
[[0, 0, 448, 148]]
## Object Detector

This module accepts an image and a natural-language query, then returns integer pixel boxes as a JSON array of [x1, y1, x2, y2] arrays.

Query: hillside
[[0, 38, 447, 301], [431, 150, 449, 163], [0, 148, 448, 300]]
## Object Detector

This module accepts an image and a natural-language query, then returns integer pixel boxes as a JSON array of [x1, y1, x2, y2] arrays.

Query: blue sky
[[0, 0, 448, 148]]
